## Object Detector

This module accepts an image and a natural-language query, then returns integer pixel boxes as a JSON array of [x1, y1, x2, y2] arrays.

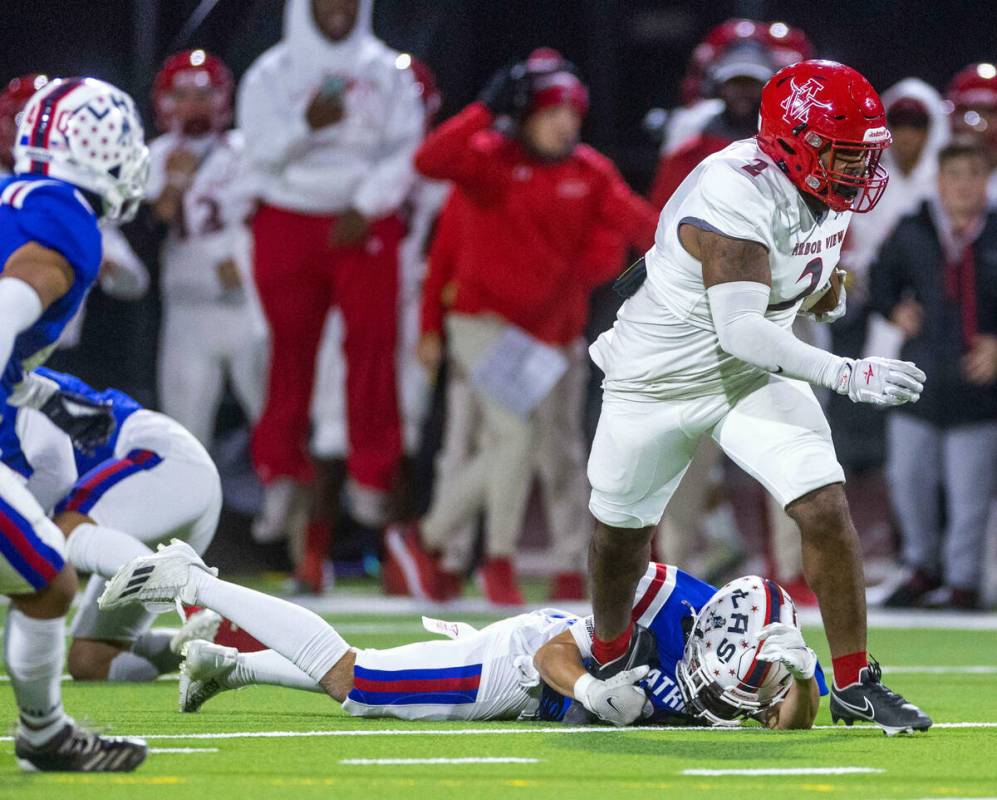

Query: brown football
[[805, 268, 844, 316]]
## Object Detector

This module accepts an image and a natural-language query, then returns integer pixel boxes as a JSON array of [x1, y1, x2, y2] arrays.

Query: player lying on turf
[[99, 541, 825, 728], [3, 367, 222, 682]]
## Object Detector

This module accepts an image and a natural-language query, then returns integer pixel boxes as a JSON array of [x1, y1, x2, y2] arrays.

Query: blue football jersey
[[0, 368, 142, 479], [0, 176, 102, 402]]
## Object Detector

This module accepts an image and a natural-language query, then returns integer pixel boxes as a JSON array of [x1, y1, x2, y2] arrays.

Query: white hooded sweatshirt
[[843, 78, 950, 282], [237, 0, 424, 216]]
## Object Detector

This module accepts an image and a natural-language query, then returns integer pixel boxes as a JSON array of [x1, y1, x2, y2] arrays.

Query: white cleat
[[170, 608, 223, 655], [178, 640, 238, 713], [98, 538, 217, 613]]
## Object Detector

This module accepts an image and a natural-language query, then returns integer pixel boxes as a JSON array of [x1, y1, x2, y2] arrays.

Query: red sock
[[832, 651, 868, 687], [592, 623, 633, 666]]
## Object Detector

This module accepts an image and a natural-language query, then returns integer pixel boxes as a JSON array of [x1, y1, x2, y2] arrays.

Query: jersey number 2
[[741, 159, 769, 177]]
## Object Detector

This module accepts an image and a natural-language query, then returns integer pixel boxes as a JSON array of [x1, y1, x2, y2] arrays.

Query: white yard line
[[341, 757, 540, 765], [3, 665, 993, 685], [683, 767, 883, 776], [148, 747, 219, 754], [2, 721, 994, 744]]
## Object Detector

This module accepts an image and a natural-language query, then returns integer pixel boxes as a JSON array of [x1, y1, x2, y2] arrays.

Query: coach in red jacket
[[397, 50, 656, 604]]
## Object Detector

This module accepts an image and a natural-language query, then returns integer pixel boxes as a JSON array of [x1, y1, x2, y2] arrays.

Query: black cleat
[[15, 722, 147, 772], [830, 659, 932, 736], [589, 623, 659, 681]]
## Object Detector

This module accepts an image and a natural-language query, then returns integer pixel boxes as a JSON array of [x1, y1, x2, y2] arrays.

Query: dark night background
[[0, 1, 989, 567], [1, 0, 991, 404]]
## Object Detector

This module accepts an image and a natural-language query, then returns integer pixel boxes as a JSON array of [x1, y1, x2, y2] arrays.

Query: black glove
[[478, 63, 529, 117], [40, 390, 116, 456]]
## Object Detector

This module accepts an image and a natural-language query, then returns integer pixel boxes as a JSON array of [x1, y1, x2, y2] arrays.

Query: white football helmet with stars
[[677, 575, 799, 725], [13, 77, 149, 222]]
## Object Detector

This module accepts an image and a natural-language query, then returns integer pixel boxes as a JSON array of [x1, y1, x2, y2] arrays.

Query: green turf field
[[1, 601, 995, 800]]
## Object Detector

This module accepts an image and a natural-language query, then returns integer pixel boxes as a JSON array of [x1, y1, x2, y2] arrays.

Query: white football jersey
[[146, 131, 254, 304], [591, 138, 851, 400]]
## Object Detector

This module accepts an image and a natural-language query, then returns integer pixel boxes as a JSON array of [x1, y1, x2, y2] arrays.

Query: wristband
[[573, 672, 596, 706]]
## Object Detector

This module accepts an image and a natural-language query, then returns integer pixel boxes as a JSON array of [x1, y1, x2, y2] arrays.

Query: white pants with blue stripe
[[67, 410, 221, 641], [0, 462, 66, 596], [342, 610, 579, 721]]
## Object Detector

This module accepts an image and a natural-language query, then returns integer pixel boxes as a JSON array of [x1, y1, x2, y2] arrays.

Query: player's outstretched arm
[[533, 630, 649, 726], [691, 226, 925, 406], [0, 243, 73, 367]]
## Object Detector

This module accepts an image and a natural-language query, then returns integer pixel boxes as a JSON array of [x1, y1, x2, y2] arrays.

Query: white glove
[[799, 271, 847, 323], [573, 666, 650, 726], [832, 356, 925, 406], [756, 622, 817, 681]]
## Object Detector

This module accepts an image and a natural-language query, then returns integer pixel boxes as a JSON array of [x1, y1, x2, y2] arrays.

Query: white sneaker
[[170, 608, 223, 655], [98, 539, 217, 613], [178, 640, 237, 713]]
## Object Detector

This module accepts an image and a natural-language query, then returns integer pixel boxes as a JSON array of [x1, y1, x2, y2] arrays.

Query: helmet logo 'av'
[[780, 77, 832, 124]]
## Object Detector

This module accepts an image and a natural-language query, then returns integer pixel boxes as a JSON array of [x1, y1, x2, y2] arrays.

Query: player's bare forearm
[[766, 677, 820, 730], [533, 631, 587, 698], [3, 242, 74, 309], [682, 224, 772, 288]]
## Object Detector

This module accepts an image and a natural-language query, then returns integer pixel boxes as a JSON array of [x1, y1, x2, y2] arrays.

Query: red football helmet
[[0, 73, 49, 170], [152, 49, 233, 135], [681, 19, 814, 104], [758, 60, 891, 214], [946, 63, 997, 146]]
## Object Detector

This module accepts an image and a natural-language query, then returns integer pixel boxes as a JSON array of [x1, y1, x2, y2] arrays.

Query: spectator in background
[[390, 50, 656, 605], [649, 40, 776, 209], [147, 50, 267, 450], [946, 63, 997, 202], [870, 142, 997, 610], [237, 0, 424, 585], [660, 18, 813, 160], [306, 57, 449, 590]]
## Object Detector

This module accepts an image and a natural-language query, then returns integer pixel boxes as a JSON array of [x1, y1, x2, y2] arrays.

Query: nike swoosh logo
[[834, 694, 875, 719], [606, 698, 621, 713], [774, 367, 784, 374]]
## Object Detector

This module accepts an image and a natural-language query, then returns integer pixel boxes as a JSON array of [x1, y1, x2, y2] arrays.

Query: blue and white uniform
[[568, 563, 827, 721], [342, 609, 583, 722], [2, 367, 221, 638], [0, 176, 101, 595]]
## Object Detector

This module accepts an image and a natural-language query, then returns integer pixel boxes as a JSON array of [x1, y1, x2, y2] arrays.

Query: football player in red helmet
[[0, 74, 49, 172], [757, 59, 892, 213], [152, 49, 233, 137], [586, 59, 931, 736], [946, 62, 997, 165]]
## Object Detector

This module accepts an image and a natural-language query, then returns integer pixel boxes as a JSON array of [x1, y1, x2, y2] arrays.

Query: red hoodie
[[415, 102, 656, 344]]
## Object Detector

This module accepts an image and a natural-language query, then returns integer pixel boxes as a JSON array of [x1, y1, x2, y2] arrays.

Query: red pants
[[251, 204, 403, 491]]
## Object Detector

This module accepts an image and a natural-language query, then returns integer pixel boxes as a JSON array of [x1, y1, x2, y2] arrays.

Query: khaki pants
[[422, 315, 537, 558], [534, 339, 593, 572]]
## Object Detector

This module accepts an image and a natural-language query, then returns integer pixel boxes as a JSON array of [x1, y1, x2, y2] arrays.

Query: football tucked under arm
[[799, 268, 847, 322]]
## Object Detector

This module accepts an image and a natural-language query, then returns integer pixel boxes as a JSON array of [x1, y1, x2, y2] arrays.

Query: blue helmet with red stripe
[[12, 77, 149, 221], [676, 575, 797, 726]]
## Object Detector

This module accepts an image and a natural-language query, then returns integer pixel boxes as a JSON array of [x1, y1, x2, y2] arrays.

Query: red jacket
[[648, 132, 733, 210], [415, 102, 657, 344]]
